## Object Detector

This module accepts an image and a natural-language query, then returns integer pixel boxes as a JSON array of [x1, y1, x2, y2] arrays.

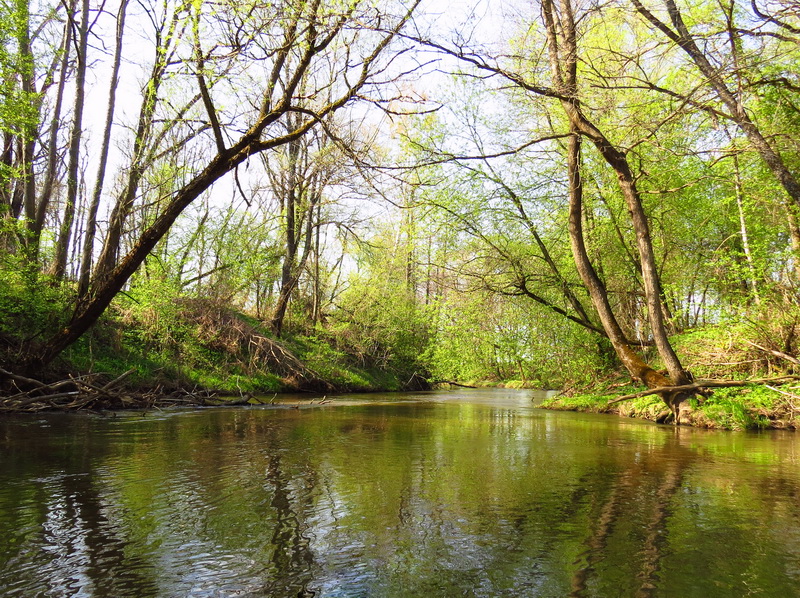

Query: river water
[[1, 388, 799, 597]]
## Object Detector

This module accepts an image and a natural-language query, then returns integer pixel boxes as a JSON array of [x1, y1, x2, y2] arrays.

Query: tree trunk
[[565, 131, 668, 387], [731, 150, 761, 303], [52, 0, 89, 280], [92, 3, 189, 281], [311, 200, 322, 325], [34, 7, 73, 248], [29, 136, 270, 367], [78, 0, 128, 297], [270, 134, 301, 337], [542, 0, 691, 417], [14, 0, 37, 227]]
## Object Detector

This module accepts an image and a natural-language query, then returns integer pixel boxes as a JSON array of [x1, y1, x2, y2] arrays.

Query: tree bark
[[34, 6, 73, 247], [542, 0, 691, 415], [52, 0, 89, 280], [270, 134, 322, 336], [311, 200, 322, 325], [92, 6, 180, 282], [78, 0, 128, 296], [565, 130, 669, 389]]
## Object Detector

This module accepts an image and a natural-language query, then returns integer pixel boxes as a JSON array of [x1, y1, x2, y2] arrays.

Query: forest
[[2, 0, 800, 426]]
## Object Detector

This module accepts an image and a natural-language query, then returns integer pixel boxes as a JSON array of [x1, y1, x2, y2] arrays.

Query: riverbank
[[0, 296, 431, 412], [540, 382, 800, 430], [5, 279, 800, 424]]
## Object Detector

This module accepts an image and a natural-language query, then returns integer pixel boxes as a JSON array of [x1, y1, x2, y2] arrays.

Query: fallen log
[[431, 380, 478, 388]]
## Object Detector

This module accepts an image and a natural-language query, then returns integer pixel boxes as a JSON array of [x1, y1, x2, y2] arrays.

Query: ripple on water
[[1, 393, 800, 597]]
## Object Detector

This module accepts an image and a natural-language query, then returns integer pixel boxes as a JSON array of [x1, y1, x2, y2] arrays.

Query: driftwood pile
[[0, 366, 256, 412]]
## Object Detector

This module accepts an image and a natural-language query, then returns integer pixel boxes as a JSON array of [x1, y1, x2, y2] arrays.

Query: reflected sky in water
[[1, 388, 799, 597]]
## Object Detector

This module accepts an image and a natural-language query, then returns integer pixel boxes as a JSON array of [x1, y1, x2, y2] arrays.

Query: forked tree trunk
[[565, 131, 670, 390], [543, 0, 691, 417], [269, 128, 324, 337]]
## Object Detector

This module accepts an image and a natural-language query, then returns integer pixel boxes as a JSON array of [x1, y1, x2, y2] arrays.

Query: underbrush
[[286, 333, 403, 391], [8, 280, 420, 395], [671, 311, 800, 380], [685, 386, 787, 430]]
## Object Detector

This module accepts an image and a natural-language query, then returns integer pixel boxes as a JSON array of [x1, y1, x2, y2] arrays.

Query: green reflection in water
[[0, 390, 799, 597]]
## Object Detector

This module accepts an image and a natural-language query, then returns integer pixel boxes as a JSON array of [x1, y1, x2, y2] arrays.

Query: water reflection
[[0, 390, 799, 597]]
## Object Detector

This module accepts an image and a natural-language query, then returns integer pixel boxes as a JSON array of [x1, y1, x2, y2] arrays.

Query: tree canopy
[[3, 0, 800, 409]]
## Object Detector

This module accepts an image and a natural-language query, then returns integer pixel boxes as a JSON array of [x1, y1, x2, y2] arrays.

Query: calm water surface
[[1, 388, 799, 597]]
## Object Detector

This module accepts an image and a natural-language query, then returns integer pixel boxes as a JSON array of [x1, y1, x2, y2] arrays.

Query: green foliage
[[542, 385, 784, 430], [0, 0, 39, 139], [0, 0, 41, 191], [330, 233, 435, 385], [541, 393, 607, 410], [61, 276, 288, 393], [289, 332, 379, 390], [424, 290, 611, 388], [119, 275, 188, 351], [0, 224, 68, 341]]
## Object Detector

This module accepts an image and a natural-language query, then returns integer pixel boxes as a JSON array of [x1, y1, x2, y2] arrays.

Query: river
[[1, 388, 798, 597]]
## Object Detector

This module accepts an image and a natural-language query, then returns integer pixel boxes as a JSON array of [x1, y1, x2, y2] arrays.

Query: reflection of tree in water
[[51, 464, 160, 596], [260, 433, 319, 597], [5, 409, 800, 596], [16, 436, 162, 597], [561, 425, 800, 597], [569, 431, 691, 598]]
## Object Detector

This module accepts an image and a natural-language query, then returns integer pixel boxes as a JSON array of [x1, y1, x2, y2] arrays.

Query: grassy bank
[[13, 296, 425, 398], [536, 317, 800, 430], [540, 383, 799, 430]]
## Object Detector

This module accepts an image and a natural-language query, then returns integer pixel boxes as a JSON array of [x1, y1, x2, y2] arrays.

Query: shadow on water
[[1, 389, 799, 597]]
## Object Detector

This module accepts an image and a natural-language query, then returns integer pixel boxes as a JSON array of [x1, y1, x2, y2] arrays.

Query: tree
[[540, 0, 690, 391], [0, 0, 62, 237], [631, 0, 800, 274], [409, 0, 697, 414], [77, 0, 129, 296], [51, 0, 89, 280], [267, 118, 326, 337], [17, 0, 422, 369]]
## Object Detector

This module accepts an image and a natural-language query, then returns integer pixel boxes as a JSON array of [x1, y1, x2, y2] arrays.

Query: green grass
[[540, 384, 793, 430], [51, 301, 415, 396], [690, 386, 774, 430]]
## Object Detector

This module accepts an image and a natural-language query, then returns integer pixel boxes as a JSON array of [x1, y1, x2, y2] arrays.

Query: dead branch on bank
[[764, 385, 800, 412], [745, 340, 800, 365], [431, 380, 478, 388], [607, 375, 800, 405], [0, 367, 258, 412]]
